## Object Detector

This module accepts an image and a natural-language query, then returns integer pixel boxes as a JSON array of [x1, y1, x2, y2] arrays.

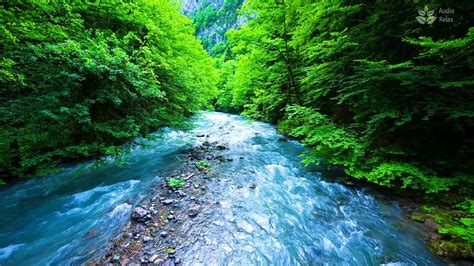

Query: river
[[0, 112, 443, 265]]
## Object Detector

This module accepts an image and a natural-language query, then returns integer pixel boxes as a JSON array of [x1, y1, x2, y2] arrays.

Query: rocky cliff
[[180, 0, 245, 56]]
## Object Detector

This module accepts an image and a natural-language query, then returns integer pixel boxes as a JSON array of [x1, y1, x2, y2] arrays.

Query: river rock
[[216, 144, 227, 150], [249, 183, 257, 189], [131, 207, 149, 221], [143, 236, 153, 242], [188, 208, 199, 218], [160, 231, 168, 238], [176, 190, 186, 197], [149, 254, 159, 263], [162, 199, 174, 205]]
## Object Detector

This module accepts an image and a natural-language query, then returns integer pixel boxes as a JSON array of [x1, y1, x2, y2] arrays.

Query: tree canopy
[[0, 0, 217, 182], [217, 0, 474, 194]]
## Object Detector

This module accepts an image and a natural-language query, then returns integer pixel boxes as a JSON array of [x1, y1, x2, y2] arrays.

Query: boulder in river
[[131, 207, 150, 222]]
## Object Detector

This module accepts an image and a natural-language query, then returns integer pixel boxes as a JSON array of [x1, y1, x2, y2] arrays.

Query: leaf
[[418, 10, 426, 16], [416, 16, 426, 24], [426, 16, 437, 24], [424, 5, 429, 12], [427, 10, 434, 16], [460, 218, 474, 227]]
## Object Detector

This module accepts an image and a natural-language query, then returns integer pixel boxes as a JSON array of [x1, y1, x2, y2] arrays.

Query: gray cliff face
[[180, 0, 245, 54], [180, 0, 223, 14]]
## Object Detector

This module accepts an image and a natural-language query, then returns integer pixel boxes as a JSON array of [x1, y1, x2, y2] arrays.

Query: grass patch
[[195, 160, 211, 170], [167, 178, 185, 188]]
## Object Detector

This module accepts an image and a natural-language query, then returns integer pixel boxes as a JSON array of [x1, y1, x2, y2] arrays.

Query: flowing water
[[0, 112, 443, 265]]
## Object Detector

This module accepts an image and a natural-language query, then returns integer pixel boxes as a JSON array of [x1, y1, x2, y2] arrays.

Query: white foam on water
[[0, 243, 25, 260]]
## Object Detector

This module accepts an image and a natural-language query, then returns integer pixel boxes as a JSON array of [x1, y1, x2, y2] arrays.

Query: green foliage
[[217, 0, 474, 194], [167, 178, 185, 188], [419, 202, 474, 245], [195, 160, 211, 170], [457, 200, 474, 214], [0, 1, 217, 181]]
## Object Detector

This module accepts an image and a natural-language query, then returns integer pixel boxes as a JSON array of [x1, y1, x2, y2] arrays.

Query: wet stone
[[249, 183, 257, 189], [131, 207, 149, 222], [176, 190, 186, 197], [162, 199, 174, 205], [216, 144, 227, 150], [188, 208, 199, 218]]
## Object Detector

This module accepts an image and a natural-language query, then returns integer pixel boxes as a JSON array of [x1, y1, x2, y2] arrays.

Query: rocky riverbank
[[89, 136, 244, 265]]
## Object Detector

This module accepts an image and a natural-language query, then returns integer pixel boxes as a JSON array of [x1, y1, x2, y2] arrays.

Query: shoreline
[[90, 137, 234, 265]]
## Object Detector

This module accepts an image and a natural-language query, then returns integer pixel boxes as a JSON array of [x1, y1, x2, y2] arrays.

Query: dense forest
[[217, 0, 474, 195], [0, 1, 217, 182], [0, 0, 473, 260]]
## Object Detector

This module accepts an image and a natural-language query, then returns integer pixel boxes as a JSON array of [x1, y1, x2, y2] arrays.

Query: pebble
[[162, 199, 174, 205], [149, 254, 159, 263], [167, 215, 175, 220], [143, 236, 153, 242], [176, 190, 186, 197], [188, 208, 199, 218], [160, 231, 168, 238], [249, 183, 257, 189]]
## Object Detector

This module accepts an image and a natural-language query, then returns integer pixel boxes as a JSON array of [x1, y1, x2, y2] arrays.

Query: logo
[[416, 5, 436, 24]]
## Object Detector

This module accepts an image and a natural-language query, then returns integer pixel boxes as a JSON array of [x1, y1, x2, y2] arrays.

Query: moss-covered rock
[[410, 214, 426, 223], [429, 240, 473, 259]]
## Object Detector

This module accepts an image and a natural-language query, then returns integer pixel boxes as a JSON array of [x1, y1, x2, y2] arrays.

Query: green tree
[[0, 0, 218, 182]]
